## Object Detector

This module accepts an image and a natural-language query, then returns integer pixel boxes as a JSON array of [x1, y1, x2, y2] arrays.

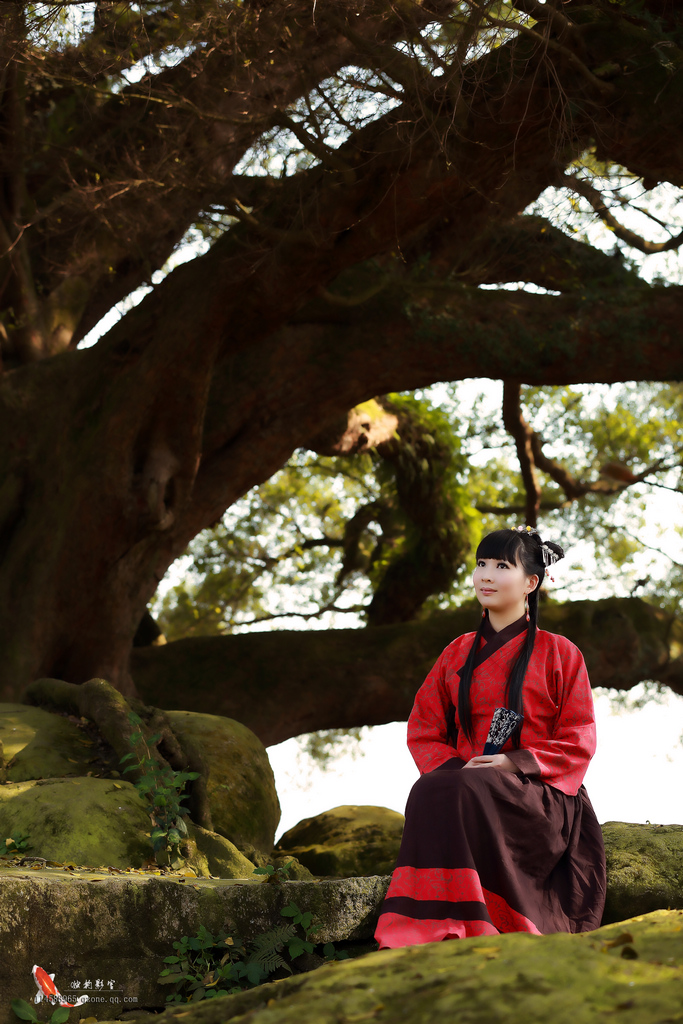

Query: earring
[[482, 608, 486, 619], [525, 594, 530, 622]]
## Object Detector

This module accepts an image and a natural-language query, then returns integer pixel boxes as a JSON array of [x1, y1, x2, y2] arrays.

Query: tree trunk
[[129, 597, 682, 746]]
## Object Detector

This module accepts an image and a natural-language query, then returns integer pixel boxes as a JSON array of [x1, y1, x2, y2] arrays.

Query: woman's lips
[[480, 588, 496, 594]]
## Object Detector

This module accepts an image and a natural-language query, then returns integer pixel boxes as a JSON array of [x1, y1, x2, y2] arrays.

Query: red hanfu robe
[[375, 616, 606, 949]]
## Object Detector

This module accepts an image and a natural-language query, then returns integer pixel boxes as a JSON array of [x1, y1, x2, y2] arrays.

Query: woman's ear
[[526, 575, 539, 594]]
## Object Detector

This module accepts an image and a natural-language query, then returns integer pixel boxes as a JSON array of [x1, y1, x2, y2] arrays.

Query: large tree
[[2, 0, 683, 738]]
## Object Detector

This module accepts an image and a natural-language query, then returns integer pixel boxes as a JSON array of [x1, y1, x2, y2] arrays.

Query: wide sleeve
[[507, 637, 596, 796], [407, 643, 462, 774]]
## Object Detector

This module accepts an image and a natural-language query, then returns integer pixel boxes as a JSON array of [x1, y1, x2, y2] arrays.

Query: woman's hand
[[462, 754, 521, 773]]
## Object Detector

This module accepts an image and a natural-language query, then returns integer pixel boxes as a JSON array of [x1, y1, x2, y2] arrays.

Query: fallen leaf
[[603, 932, 634, 950]]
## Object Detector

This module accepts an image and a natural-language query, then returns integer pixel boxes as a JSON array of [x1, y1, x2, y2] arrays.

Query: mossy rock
[[276, 804, 404, 877], [601, 821, 683, 923], [91, 910, 683, 1024], [185, 823, 255, 878], [0, 777, 151, 867], [165, 710, 280, 852], [0, 703, 97, 781], [0, 777, 254, 877]]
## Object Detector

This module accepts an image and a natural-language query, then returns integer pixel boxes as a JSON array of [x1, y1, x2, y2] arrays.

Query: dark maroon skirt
[[375, 759, 606, 947]]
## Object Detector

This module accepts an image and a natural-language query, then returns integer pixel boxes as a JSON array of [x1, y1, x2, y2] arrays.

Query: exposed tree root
[[22, 677, 212, 831]]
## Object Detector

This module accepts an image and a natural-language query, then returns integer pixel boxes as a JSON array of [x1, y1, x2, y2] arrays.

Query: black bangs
[[476, 529, 525, 565]]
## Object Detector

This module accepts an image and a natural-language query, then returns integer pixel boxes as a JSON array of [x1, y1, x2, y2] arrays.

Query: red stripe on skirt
[[375, 866, 542, 948], [376, 912, 498, 948]]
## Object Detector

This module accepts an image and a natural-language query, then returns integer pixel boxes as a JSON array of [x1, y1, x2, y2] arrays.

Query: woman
[[375, 526, 606, 948]]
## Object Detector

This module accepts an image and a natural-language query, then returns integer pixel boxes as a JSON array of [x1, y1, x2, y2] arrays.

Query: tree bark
[[129, 597, 683, 746]]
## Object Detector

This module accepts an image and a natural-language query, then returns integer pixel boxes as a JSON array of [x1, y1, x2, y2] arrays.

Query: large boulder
[[0, 701, 280, 865], [276, 804, 404, 877], [0, 703, 97, 780], [0, 777, 253, 878], [165, 710, 280, 852], [601, 821, 683, 923]]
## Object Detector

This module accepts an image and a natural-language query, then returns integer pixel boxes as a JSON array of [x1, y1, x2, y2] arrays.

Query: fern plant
[[157, 902, 349, 1003]]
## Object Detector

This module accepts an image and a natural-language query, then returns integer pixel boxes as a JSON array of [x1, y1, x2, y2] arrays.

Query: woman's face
[[472, 556, 538, 617]]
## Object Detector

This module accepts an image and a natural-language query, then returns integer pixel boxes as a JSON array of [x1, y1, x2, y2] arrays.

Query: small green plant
[[120, 712, 199, 869], [11, 999, 69, 1024], [1, 832, 31, 856], [253, 860, 294, 883], [157, 902, 349, 1003]]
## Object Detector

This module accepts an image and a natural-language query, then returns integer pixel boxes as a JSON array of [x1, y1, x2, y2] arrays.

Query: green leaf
[[280, 901, 300, 918], [287, 938, 306, 959], [245, 963, 267, 986], [51, 1006, 70, 1024], [11, 1001, 38, 1023]]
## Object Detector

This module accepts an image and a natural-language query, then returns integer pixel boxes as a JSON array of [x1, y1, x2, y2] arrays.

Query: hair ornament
[[510, 525, 563, 572], [540, 543, 561, 568]]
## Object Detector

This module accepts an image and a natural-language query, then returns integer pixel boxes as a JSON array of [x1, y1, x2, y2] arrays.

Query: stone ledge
[[0, 868, 389, 1023]]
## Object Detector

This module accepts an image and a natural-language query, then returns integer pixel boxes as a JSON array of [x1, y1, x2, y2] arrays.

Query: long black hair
[[457, 528, 564, 747]]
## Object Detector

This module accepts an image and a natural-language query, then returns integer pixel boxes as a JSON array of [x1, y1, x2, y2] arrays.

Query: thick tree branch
[[17, 1, 462, 350], [130, 598, 683, 745]]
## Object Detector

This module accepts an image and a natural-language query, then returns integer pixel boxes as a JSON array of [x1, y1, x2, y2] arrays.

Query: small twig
[[562, 173, 683, 254], [272, 112, 356, 183], [482, 11, 616, 97], [620, 527, 683, 571]]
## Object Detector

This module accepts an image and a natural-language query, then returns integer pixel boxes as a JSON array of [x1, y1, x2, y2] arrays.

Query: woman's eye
[[497, 562, 508, 569]]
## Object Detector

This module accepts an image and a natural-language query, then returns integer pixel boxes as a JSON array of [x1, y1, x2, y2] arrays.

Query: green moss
[[0, 777, 152, 867], [185, 823, 255, 878]]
